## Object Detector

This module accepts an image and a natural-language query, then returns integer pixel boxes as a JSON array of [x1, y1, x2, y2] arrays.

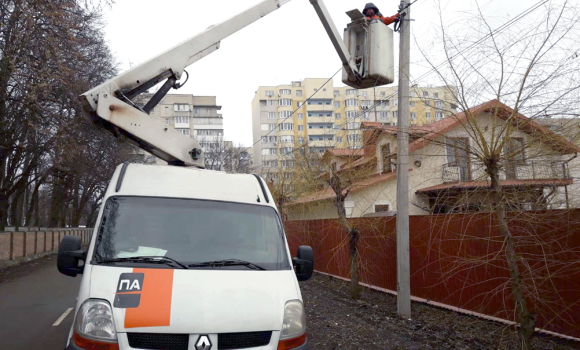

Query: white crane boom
[[79, 0, 384, 167]]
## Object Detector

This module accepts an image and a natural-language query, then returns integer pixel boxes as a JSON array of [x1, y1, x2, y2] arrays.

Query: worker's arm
[[381, 13, 400, 26]]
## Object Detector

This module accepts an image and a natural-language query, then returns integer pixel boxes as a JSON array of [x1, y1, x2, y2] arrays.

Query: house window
[[164, 106, 169, 114], [281, 148, 293, 156], [165, 118, 169, 125], [174, 116, 189, 124], [269, 136, 277, 143], [334, 90, 340, 97], [435, 112, 444, 120], [261, 123, 276, 131], [381, 91, 386, 97], [298, 137, 304, 143], [435, 101, 444, 108], [298, 113, 304, 119], [411, 112, 416, 121], [505, 137, 526, 172], [347, 111, 358, 119], [361, 100, 373, 107], [425, 101, 430, 107], [423, 91, 429, 97], [347, 134, 361, 142], [334, 101, 340, 108], [337, 136, 343, 143], [381, 143, 392, 173], [335, 113, 341, 119], [298, 125, 304, 131], [267, 100, 276, 107], [265, 90, 274, 97], [280, 135, 294, 143], [362, 91, 369, 98], [394, 99, 398, 106], [297, 102, 303, 107], [176, 128, 190, 136], [278, 99, 293, 106], [346, 89, 357, 95], [262, 148, 277, 155], [268, 112, 276, 119], [261, 136, 268, 144], [393, 111, 398, 119], [426, 112, 432, 120], [446, 137, 471, 181], [174, 104, 189, 111], [375, 204, 390, 212], [434, 93, 439, 98], [282, 160, 295, 167], [296, 90, 303, 97], [279, 89, 291, 95], [410, 101, 415, 107]]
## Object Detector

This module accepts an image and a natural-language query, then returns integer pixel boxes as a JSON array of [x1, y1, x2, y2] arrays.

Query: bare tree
[[414, 1, 580, 347]]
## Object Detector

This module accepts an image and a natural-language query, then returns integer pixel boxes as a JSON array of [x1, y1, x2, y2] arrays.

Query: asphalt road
[[0, 256, 80, 350]]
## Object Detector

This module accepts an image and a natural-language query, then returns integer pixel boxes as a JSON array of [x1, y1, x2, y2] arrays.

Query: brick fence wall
[[285, 210, 580, 339], [0, 228, 93, 261]]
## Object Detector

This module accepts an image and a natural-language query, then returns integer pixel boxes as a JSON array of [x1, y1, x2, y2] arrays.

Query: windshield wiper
[[99, 256, 189, 269], [188, 259, 266, 270]]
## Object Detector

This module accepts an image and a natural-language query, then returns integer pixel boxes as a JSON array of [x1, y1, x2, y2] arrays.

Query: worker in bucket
[[363, 2, 400, 26]]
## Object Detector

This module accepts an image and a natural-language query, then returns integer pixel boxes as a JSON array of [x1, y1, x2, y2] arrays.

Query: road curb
[[0, 251, 58, 270]]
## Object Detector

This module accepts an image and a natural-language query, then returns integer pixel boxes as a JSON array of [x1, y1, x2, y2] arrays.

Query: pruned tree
[[415, 1, 580, 347]]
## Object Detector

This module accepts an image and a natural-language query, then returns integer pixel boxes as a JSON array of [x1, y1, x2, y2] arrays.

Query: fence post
[[23, 231, 26, 257], [34, 231, 38, 254], [44, 231, 47, 253], [9, 232, 14, 260], [51, 231, 55, 251]]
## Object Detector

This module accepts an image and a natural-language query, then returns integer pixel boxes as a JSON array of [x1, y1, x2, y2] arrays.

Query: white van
[[57, 163, 314, 350]]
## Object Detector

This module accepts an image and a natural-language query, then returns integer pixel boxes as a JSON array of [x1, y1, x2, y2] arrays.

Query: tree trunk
[[335, 194, 361, 299], [490, 167, 535, 349]]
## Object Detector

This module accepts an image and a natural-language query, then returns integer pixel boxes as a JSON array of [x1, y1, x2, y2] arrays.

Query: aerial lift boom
[[80, 0, 393, 167]]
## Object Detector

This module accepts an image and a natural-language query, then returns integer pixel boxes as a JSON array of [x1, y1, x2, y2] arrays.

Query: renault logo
[[195, 335, 212, 350]]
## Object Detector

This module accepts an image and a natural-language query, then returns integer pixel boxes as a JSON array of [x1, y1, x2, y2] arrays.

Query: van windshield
[[92, 197, 290, 270]]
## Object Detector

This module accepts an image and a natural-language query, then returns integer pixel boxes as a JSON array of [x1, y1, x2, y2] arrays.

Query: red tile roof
[[288, 171, 400, 206], [326, 148, 365, 157], [415, 178, 574, 193]]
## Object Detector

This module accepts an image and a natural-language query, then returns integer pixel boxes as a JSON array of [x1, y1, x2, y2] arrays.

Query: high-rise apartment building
[[137, 94, 225, 168], [251, 78, 457, 174]]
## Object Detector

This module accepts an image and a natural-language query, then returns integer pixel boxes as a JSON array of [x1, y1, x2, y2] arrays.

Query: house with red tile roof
[[286, 100, 580, 220]]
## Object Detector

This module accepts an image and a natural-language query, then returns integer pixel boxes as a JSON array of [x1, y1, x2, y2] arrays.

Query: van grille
[[218, 331, 272, 349], [127, 333, 189, 350]]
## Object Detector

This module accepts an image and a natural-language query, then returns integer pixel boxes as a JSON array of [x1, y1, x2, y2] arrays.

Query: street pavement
[[0, 256, 81, 350]]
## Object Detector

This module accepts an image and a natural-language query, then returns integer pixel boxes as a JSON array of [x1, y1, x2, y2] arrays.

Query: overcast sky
[[103, 0, 532, 145]]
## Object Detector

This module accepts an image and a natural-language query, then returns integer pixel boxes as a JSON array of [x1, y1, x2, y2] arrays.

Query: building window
[[362, 91, 369, 98], [297, 102, 303, 107], [505, 137, 526, 166], [261, 136, 268, 144], [281, 148, 293, 156], [279, 123, 293, 131], [393, 99, 398, 106], [296, 90, 303, 97], [298, 113, 304, 119], [282, 160, 295, 168], [411, 112, 416, 121], [267, 100, 276, 107], [174, 104, 189, 111], [409, 91, 416, 97], [346, 99, 358, 107], [435, 112, 444, 120], [393, 111, 398, 119], [265, 90, 274, 97], [361, 100, 372, 107], [426, 112, 432, 120], [298, 137, 304, 144], [262, 148, 277, 156], [176, 128, 190, 136], [337, 136, 343, 143], [434, 92, 439, 98], [347, 122, 360, 130], [261, 123, 276, 131], [278, 111, 292, 119], [269, 136, 277, 143], [268, 112, 276, 119], [334, 90, 340, 97], [335, 113, 341, 119], [446, 137, 471, 181], [423, 91, 429, 97], [279, 89, 291, 95], [280, 135, 294, 143], [278, 99, 293, 107], [165, 118, 169, 125], [380, 91, 386, 97], [334, 101, 340, 108], [298, 125, 304, 131], [346, 89, 357, 95], [164, 106, 169, 114], [346, 111, 358, 119], [425, 100, 430, 107], [435, 101, 444, 108], [410, 101, 415, 107], [174, 116, 189, 124], [347, 134, 361, 142]]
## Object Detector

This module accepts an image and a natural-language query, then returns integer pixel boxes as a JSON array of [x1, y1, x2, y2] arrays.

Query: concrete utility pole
[[396, 0, 412, 319]]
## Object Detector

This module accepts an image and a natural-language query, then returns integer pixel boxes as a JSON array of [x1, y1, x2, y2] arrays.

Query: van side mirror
[[292, 245, 314, 281], [57, 235, 87, 277]]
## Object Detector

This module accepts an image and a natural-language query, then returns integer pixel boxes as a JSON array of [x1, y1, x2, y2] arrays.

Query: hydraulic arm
[[80, 0, 389, 167]]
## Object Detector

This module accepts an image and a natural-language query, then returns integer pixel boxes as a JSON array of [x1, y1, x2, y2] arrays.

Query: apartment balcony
[[441, 160, 570, 184], [306, 103, 334, 112], [174, 110, 192, 117]]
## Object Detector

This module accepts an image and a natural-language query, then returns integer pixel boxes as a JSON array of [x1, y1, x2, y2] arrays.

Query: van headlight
[[280, 300, 305, 339], [74, 299, 117, 342]]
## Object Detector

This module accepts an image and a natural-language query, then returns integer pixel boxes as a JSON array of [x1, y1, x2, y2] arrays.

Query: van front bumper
[[67, 338, 307, 350]]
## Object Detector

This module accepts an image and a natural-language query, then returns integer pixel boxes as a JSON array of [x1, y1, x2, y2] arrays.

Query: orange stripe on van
[[124, 268, 174, 328]]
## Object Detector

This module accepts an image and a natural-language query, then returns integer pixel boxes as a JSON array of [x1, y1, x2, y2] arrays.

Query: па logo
[[113, 273, 144, 308]]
